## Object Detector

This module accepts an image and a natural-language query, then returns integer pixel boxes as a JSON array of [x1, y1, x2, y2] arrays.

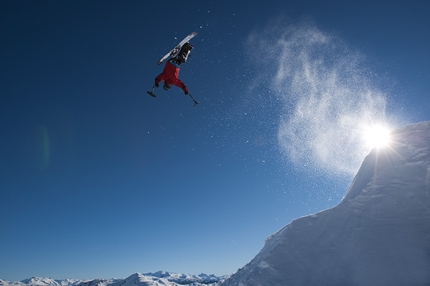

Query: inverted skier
[[147, 32, 199, 105], [149, 43, 193, 96]]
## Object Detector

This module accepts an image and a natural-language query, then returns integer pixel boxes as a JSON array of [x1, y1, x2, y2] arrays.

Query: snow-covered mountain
[[3, 122, 430, 286], [222, 121, 430, 286], [0, 272, 226, 286]]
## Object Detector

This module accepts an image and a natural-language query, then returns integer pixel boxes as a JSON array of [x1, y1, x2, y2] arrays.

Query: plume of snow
[[247, 20, 390, 176]]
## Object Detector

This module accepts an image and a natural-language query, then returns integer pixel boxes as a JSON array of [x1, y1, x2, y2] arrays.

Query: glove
[[154, 82, 159, 88]]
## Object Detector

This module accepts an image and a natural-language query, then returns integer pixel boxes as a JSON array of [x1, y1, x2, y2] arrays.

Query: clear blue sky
[[1, 0, 429, 281]]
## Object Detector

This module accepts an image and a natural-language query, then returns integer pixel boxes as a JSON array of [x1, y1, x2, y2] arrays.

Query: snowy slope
[[0, 272, 225, 286], [222, 121, 430, 286]]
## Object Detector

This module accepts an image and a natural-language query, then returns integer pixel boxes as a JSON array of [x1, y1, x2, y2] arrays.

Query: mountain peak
[[222, 121, 430, 286], [344, 121, 430, 202]]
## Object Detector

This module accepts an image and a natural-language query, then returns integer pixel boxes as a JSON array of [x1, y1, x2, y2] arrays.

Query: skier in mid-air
[[147, 32, 199, 106], [153, 42, 193, 94]]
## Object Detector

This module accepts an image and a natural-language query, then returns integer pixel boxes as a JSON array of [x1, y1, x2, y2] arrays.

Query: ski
[[157, 32, 198, 65], [147, 91, 156, 97]]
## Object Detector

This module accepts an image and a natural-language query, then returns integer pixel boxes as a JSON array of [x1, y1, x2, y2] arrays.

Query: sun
[[363, 125, 391, 148]]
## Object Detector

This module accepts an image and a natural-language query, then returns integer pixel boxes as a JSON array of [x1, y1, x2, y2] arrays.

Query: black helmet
[[163, 83, 172, 90]]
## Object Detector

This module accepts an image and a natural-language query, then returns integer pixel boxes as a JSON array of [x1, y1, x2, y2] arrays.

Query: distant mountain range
[[0, 272, 227, 286]]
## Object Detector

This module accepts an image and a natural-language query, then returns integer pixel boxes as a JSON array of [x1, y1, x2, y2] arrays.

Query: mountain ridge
[[0, 272, 227, 286]]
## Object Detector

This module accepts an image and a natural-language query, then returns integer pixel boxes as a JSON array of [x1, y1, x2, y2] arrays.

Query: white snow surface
[[0, 272, 225, 286], [222, 121, 430, 286]]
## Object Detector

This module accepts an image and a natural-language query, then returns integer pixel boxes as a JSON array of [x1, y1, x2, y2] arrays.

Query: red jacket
[[155, 60, 188, 94]]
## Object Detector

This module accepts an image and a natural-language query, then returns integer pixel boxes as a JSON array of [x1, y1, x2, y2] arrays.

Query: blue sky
[[1, 0, 429, 281]]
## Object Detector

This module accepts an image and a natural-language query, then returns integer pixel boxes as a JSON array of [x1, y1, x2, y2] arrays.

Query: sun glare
[[363, 125, 391, 148]]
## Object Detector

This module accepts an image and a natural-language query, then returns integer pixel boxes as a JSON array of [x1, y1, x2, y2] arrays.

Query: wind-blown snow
[[221, 121, 430, 286], [247, 21, 390, 176]]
